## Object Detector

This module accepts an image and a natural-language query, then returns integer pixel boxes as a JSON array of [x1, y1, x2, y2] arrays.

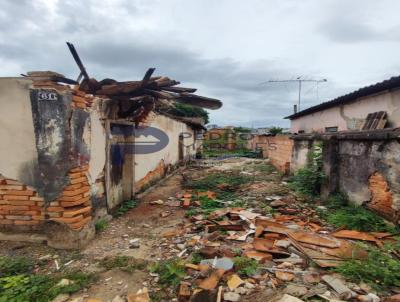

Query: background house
[[286, 76, 400, 134]]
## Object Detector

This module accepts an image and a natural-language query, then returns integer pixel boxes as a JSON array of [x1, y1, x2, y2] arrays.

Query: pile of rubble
[[145, 190, 398, 302]]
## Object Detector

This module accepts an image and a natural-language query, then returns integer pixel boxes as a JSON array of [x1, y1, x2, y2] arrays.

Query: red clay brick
[[60, 196, 90, 207], [2, 200, 35, 206], [58, 194, 84, 202], [32, 215, 45, 220], [14, 210, 39, 215], [0, 190, 34, 196], [3, 195, 29, 201], [63, 206, 91, 218], [6, 215, 31, 221], [70, 216, 91, 230], [70, 177, 87, 185], [14, 220, 40, 225], [52, 215, 84, 224], [62, 186, 89, 197], [30, 196, 44, 202], [1, 205, 29, 211], [46, 206, 64, 212]]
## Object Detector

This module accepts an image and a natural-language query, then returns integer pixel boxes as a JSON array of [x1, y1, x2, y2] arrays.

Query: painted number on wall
[[38, 91, 58, 101]]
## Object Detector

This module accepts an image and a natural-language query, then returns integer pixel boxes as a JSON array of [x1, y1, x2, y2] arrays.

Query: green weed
[[233, 257, 259, 277], [115, 199, 138, 217], [335, 244, 400, 292], [149, 259, 186, 288], [318, 193, 395, 232], [190, 252, 204, 265], [0, 256, 34, 277], [327, 206, 393, 232], [288, 144, 325, 197], [95, 218, 109, 233], [0, 271, 95, 302]]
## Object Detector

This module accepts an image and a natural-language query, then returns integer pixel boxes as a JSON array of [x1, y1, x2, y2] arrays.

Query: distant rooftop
[[285, 75, 400, 120]]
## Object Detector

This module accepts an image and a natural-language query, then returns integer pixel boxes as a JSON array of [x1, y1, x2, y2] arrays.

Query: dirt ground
[[0, 157, 396, 302]]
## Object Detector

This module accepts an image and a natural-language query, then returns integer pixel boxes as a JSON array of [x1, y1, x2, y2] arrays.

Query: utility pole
[[264, 77, 327, 111]]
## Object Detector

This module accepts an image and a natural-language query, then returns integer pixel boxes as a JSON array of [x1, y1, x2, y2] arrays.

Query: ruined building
[[0, 45, 222, 248]]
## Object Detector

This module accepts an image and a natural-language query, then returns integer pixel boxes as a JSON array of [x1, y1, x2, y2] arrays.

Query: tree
[[269, 126, 283, 136]]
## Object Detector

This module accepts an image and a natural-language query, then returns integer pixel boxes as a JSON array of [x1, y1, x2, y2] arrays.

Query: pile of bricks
[[0, 178, 44, 230], [51, 165, 92, 230], [72, 88, 94, 109]]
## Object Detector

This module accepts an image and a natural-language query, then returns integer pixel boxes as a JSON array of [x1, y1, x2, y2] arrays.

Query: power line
[[261, 77, 327, 111]]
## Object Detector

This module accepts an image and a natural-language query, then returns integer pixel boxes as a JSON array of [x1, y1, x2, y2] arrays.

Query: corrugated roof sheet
[[285, 75, 400, 120]]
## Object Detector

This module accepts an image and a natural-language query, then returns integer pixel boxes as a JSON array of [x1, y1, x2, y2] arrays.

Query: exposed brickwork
[[368, 172, 396, 221], [135, 160, 167, 193], [0, 178, 44, 230], [0, 165, 92, 232], [50, 165, 92, 230]]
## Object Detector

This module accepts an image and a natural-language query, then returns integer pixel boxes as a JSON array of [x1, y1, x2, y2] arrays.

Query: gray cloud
[[0, 0, 399, 127]]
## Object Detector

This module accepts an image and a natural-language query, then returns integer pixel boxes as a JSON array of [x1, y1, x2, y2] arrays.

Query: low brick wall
[[249, 135, 293, 174]]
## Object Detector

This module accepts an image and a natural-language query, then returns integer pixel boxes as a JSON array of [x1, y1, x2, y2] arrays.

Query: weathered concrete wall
[[0, 78, 38, 181], [292, 130, 400, 223], [0, 78, 96, 247], [248, 135, 293, 174], [134, 114, 196, 192], [291, 89, 400, 133]]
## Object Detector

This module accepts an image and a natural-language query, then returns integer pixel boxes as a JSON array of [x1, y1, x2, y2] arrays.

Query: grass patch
[[233, 257, 259, 277], [0, 271, 95, 302], [95, 218, 109, 233], [149, 259, 186, 288], [335, 244, 400, 292], [100, 256, 148, 273], [0, 256, 34, 277], [321, 193, 395, 232], [114, 199, 138, 217]]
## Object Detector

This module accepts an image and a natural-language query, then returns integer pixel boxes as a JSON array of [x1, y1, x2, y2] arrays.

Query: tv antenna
[[261, 77, 327, 112]]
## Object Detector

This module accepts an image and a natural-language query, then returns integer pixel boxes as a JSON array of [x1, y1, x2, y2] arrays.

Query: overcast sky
[[1, 0, 400, 127]]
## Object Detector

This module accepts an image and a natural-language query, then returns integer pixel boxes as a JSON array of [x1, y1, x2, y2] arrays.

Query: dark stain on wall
[[26, 90, 91, 202]]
